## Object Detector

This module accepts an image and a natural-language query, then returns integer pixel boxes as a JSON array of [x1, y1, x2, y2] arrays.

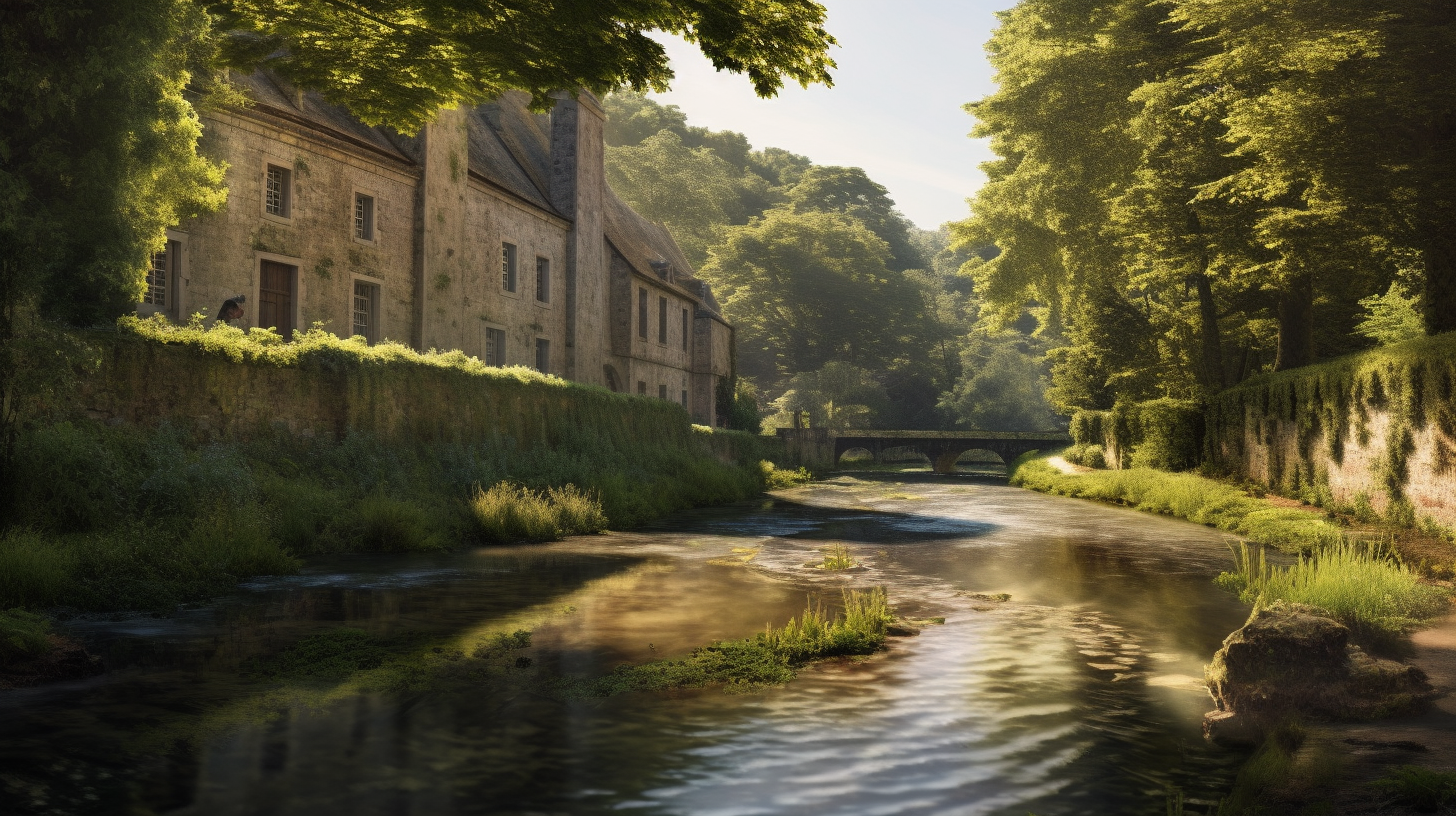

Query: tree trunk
[[1274, 271, 1315, 371], [1425, 235, 1456, 335], [1195, 271, 1226, 391]]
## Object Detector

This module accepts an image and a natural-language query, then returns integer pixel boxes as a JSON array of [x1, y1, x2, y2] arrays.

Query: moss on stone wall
[[1207, 333, 1456, 530], [1070, 398, 1203, 471]]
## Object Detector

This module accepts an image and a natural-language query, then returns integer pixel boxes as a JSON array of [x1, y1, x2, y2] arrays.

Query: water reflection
[[1, 473, 1250, 815]]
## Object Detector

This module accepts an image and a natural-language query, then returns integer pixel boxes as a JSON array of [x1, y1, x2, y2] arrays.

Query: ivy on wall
[[1206, 333, 1456, 522]]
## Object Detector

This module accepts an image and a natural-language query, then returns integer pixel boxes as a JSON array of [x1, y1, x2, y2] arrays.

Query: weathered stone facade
[[144, 73, 732, 425]]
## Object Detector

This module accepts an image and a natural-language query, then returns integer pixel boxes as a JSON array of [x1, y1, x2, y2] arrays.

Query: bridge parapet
[[775, 429, 1071, 472]]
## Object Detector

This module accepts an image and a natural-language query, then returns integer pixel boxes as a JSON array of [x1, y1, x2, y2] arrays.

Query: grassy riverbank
[[0, 320, 790, 614], [0, 419, 773, 613], [1010, 456, 1346, 553], [1010, 454, 1452, 636]]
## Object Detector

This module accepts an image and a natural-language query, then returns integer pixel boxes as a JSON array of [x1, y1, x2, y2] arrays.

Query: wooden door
[[259, 261, 295, 337]]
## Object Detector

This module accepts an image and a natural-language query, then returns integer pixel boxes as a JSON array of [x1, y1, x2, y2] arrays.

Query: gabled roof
[[603, 188, 722, 315], [228, 72, 411, 163], [464, 95, 560, 214]]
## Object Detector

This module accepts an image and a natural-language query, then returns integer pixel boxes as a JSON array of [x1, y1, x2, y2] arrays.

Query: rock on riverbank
[[1204, 602, 1437, 746]]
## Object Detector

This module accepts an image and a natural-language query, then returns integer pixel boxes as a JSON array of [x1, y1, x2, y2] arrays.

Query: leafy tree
[[699, 209, 921, 384], [748, 147, 813, 188], [215, 0, 838, 131], [0, 0, 226, 491], [1356, 283, 1425, 347], [605, 130, 740, 265], [786, 166, 922, 271], [939, 334, 1058, 432], [604, 91, 688, 146], [767, 362, 890, 431]]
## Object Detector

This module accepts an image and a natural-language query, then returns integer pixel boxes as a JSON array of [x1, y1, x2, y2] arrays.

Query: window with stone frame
[[638, 288, 648, 338], [144, 240, 179, 310], [502, 243, 518, 292], [535, 257, 550, 302], [265, 164, 291, 217], [352, 280, 380, 342], [485, 327, 507, 366], [535, 338, 550, 373], [354, 193, 375, 241]]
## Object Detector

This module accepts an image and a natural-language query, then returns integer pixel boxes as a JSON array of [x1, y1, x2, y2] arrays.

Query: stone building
[[139, 73, 733, 425]]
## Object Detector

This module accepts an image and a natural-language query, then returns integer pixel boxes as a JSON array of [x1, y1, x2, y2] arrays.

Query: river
[[0, 471, 1252, 815]]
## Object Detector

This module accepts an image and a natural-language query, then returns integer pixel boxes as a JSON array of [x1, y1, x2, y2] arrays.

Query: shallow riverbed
[[0, 472, 1253, 815]]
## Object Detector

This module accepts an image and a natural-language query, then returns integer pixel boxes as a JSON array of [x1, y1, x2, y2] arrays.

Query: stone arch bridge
[[775, 429, 1071, 473]]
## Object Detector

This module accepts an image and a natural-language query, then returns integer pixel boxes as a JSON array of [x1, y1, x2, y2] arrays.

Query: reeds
[[818, 543, 857, 570]]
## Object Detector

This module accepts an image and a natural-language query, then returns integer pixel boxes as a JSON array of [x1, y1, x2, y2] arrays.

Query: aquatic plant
[[1217, 542, 1449, 635], [818, 543, 857, 570], [567, 588, 893, 696], [1012, 457, 1346, 553]]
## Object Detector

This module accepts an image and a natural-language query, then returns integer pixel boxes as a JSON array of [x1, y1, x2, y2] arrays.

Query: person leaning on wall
[[215, 295, 246, 325]]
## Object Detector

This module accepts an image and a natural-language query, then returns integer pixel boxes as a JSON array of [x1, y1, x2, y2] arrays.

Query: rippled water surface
[[1, 472, 1252, 815]]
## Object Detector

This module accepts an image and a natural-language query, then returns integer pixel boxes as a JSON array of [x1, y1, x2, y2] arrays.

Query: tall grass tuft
[[818, 543, 857, 570], [0, 608, 55, 663], [470, 483, 607, 544], [0, 531, 77, 609], [1217, 542, 1449, 635]]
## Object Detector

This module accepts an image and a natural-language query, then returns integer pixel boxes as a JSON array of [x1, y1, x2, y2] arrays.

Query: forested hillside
[[957, 0, 1455, 415], [604, 93, 1060, 432]]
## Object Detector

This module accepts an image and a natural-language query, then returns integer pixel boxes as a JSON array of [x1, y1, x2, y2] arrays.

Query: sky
[[648, 0, 1013, 231]]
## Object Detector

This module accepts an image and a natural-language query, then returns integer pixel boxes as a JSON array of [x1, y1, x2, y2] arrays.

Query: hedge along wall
[[1070, 398, 1204, 471], [77, 317, 766, 465], [1206, 332, 1456, 530]]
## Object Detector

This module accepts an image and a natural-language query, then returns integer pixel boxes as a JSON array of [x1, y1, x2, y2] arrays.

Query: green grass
[[564, 588, 893, 695], [1011, 455, 1346, 553], [1370, 765, 1456, 812], [469, 483, 607, 543], [1, 399, 771, 612], [0, 609, 54, 664], [1217, 542, 1450, 635], [762, 461, 814, 489]]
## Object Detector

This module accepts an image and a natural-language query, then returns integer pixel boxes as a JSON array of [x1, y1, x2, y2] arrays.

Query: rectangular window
[[535, 257, 550, 303], [681, 308, 689, 351], [502, 243, 518, 292], [637, 381, 647, 396], [485, 328, 507, 366], [638, 288, 648, 339], [352, 281, 379, 342], [354, 193, 374, 241], [681, 390, 688, 408], [658, 296, 668, 343], [265, 164, 291, 217], [144, 240, 178, 308], [658, 384, 668, 400], [535, 338, 550, 373]]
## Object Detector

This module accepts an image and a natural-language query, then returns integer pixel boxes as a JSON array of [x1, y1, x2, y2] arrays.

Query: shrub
[[1370, 765, 1456, 811], [0, 609, 54, 664], [349, 496, 447, 552], [1070, 410, 1108, 447], [1127, 398, 1204, 471], [761, 461, 812, 489], [0, 530, 77, 608]]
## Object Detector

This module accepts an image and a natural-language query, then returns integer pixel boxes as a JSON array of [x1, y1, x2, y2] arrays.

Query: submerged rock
[[1203, 602, 1436, 746]]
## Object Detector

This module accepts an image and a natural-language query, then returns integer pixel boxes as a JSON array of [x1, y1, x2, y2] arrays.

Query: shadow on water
[[1, 475, 1255, 816]]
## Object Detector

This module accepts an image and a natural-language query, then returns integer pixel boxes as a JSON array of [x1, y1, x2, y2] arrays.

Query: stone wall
[[79, 331, 702, 455], [1206, 334, 1456, 530]]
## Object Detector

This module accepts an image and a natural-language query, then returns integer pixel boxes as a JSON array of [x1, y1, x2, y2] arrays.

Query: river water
[[1, 472, 1252, 815]]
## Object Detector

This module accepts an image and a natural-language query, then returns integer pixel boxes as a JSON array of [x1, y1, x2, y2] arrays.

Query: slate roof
[[603, 188, 722, 315], [231, 73, 717, 314]]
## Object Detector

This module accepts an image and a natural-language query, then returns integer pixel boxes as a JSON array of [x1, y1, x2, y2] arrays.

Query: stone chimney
[[549, 91, 606, 384]]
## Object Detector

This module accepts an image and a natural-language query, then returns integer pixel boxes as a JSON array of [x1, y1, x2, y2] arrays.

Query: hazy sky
[[649, 0, 1013, 231]]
